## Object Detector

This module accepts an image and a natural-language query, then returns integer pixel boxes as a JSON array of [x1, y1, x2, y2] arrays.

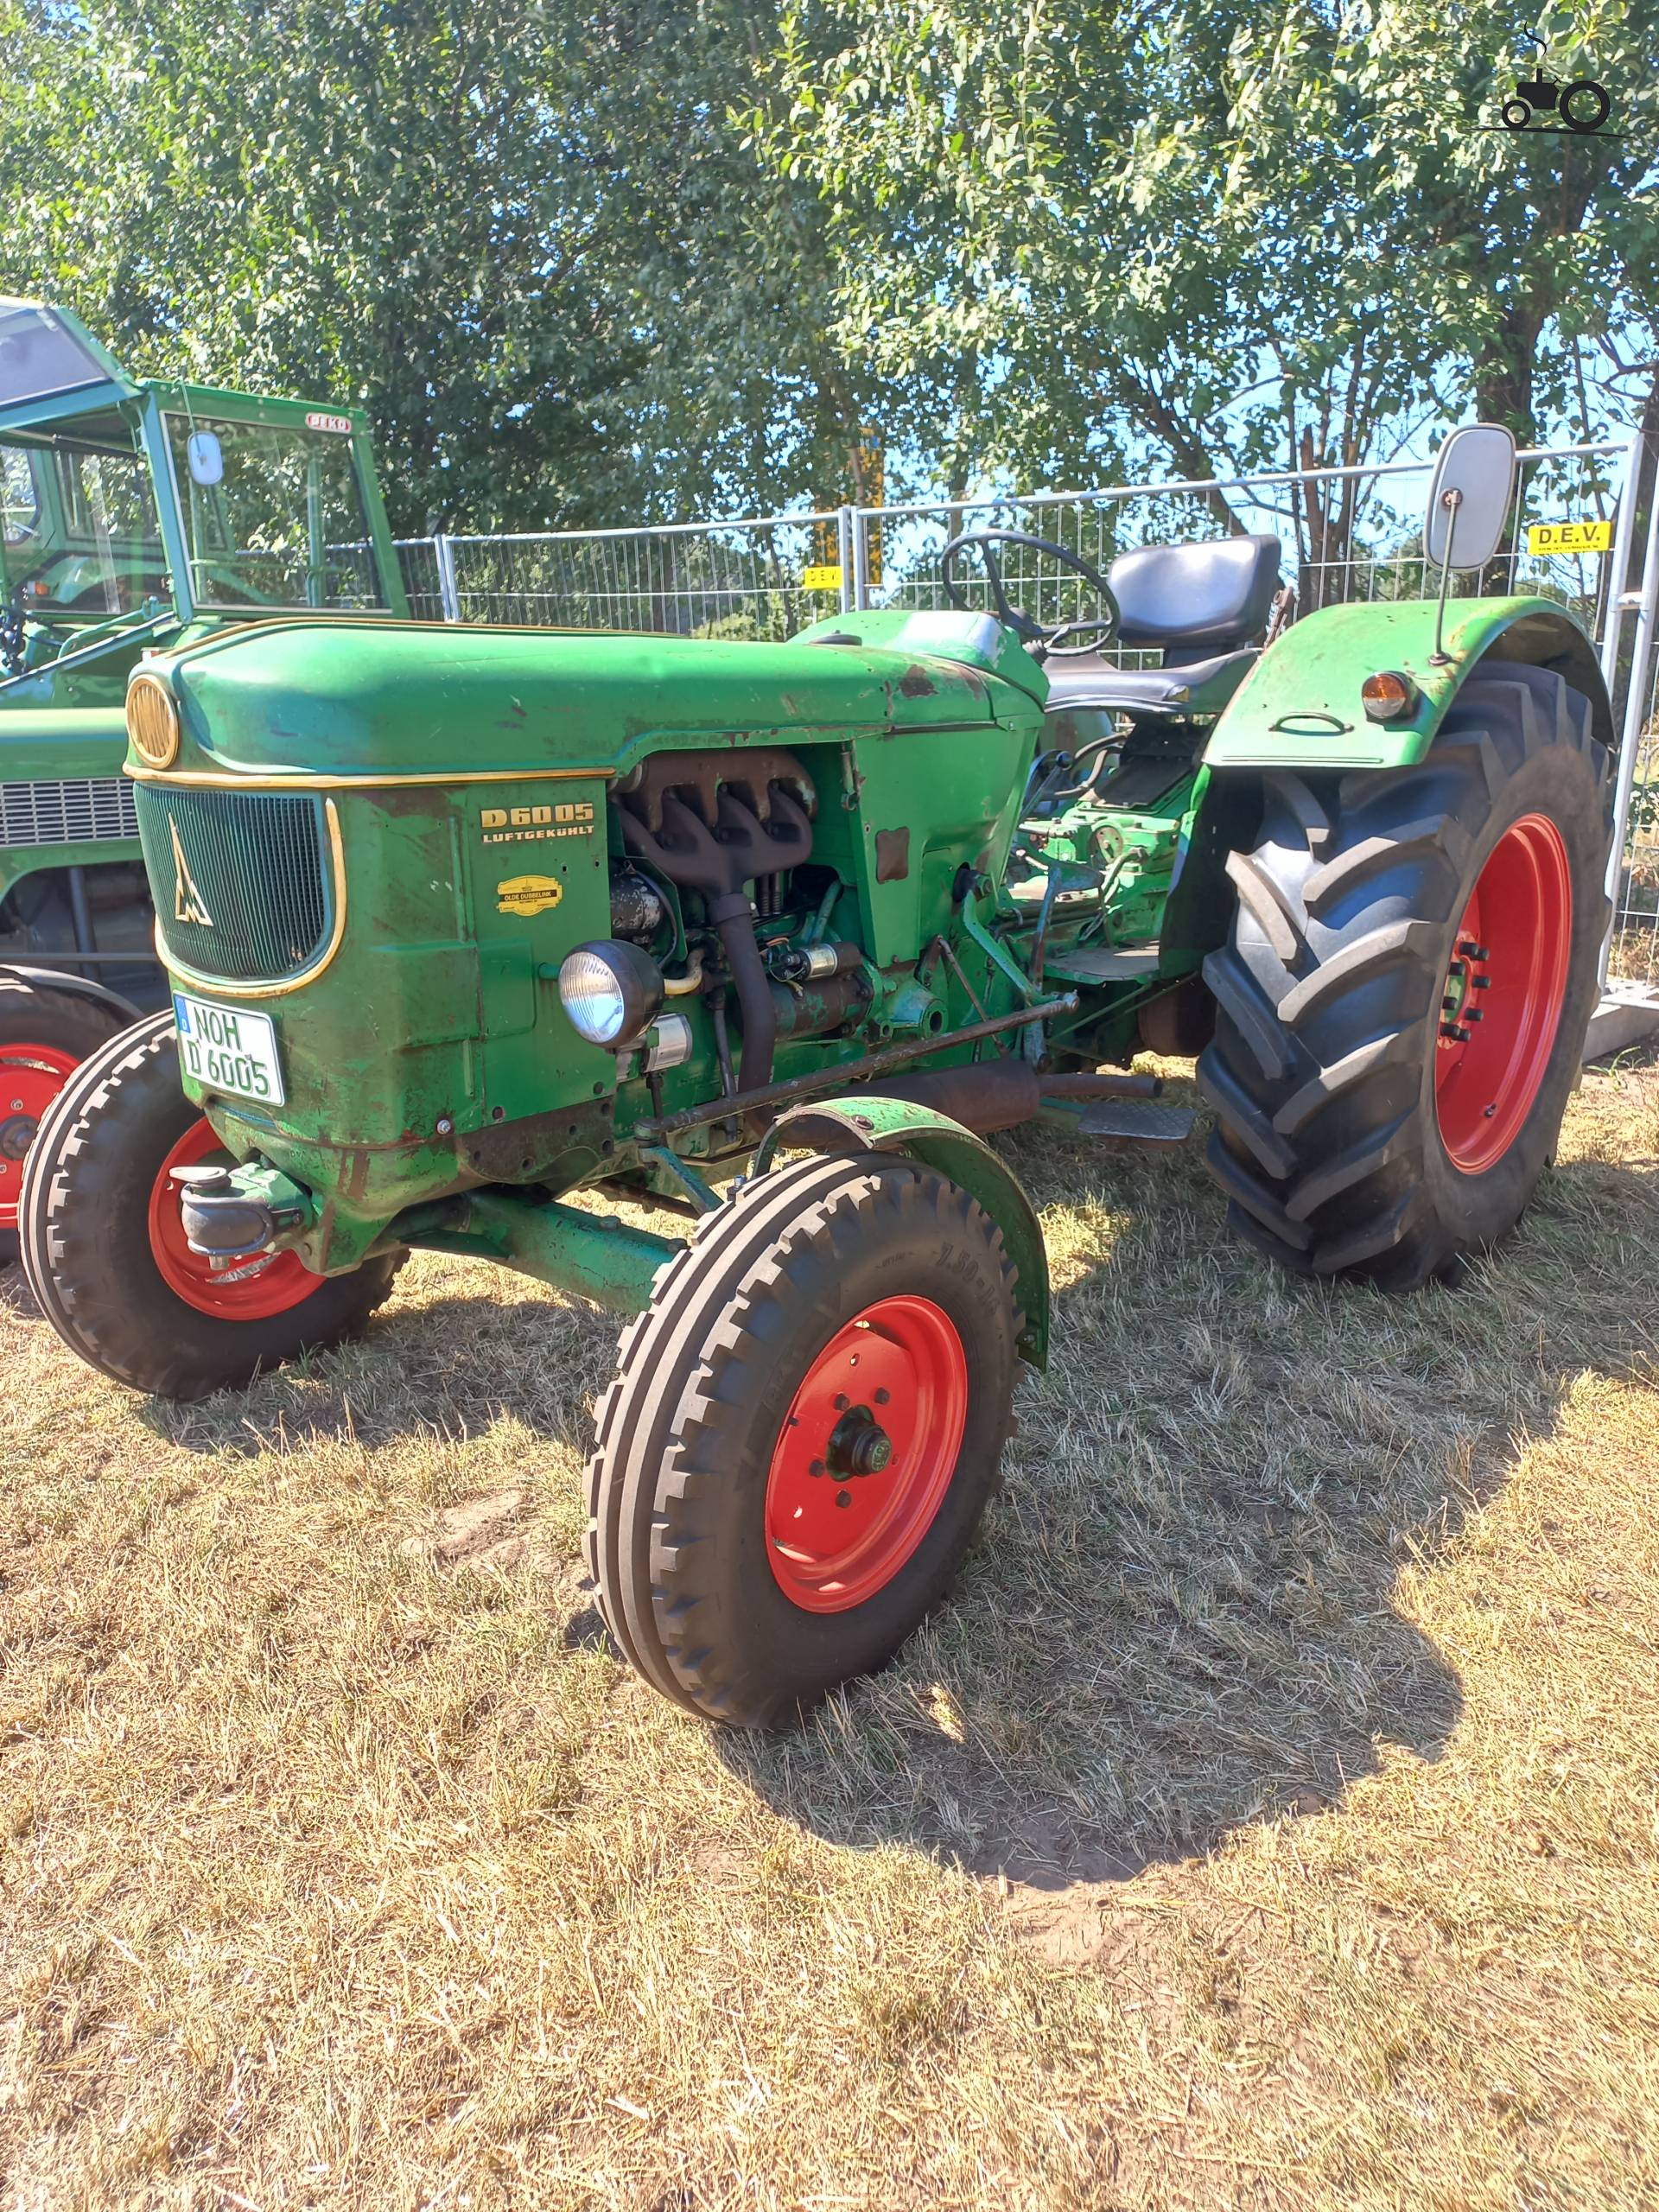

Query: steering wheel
[[939, 528, 1122, 656]]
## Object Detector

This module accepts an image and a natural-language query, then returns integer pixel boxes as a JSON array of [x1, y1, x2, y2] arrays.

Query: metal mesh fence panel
[[395, 538, 446, 622], [861, 446, 1627, 662], [433, 516, 845, 639]]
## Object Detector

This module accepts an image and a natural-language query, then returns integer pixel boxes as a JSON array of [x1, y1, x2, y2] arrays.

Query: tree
[[1, 0, 877, 531], [756, 0, 1659, 541]]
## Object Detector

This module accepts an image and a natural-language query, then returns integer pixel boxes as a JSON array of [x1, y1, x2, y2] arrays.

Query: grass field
[[3, 1053, 1658, 2211]]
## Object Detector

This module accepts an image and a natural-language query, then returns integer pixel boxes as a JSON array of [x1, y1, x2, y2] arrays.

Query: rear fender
[[1202, 597, 1615, 772], [753, 1095, 1051, 1369], [1, 963, 143, 1024]]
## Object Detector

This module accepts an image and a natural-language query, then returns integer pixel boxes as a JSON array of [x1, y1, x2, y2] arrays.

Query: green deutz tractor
[[0, 296, 406, 1256], [22, 425, 1615, 1727]]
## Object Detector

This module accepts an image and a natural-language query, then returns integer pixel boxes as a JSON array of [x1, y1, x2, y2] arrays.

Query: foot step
[[1077, 1098, 1195, 1146]]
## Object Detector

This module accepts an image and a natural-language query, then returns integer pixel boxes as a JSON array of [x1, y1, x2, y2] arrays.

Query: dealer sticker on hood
[[496, 874, 564, 917]]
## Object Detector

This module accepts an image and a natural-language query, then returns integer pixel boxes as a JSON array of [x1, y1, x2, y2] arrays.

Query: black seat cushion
[[1108, 533, 1281, 652], [1043, 645, 1258, 719]]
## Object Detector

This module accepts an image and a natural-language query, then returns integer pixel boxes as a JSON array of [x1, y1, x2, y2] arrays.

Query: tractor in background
[[22, 425, 1615, 1729], [0, 296, 406, 1257]]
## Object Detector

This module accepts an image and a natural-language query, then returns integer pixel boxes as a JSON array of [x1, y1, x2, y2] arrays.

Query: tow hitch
[[171, 1159, 315, 1270]]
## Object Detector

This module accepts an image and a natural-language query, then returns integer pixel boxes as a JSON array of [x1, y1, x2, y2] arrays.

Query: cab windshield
[[1, 427, 168, 618], [165, 413, 388, 612]]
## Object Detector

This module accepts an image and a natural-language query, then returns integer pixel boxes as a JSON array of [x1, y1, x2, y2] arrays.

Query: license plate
[[173, 993, 287, 1106]]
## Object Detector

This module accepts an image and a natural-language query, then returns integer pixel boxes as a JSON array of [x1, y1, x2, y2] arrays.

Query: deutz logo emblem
[[169, 818, 214, 927], [496, 874, 564, 918]]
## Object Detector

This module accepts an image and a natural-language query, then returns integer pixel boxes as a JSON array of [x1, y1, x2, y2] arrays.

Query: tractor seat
[[1044, 531, 1281, 720], [1044, 645, 1258, 718]]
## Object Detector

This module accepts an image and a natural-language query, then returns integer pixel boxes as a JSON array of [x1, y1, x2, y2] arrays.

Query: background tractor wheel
[[585, 1150, 1022, 1727], [1198, 661, 1611, 1290], [20, 1011, 400, 1399], [0, 976, 125, 1265]]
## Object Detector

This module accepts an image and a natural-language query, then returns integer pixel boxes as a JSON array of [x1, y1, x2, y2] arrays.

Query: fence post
[[1601, 453, 1659, 986], [836, 507, 855, 614], [434, 534, 461, 625], [850, 506, 872, 612]]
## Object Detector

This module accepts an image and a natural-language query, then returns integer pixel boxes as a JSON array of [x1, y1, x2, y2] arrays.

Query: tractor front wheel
[[20, 1011, 400, 1398], [0, 976, 126, 1264], [1199, 661, 1611, 1289], [585, 1152, 1021, 1726]]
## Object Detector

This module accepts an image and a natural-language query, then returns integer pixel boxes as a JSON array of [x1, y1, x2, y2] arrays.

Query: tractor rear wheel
[[1198, 661, 1611, 1289], [0, 976, 125, 1265], [585, 1151, 1021, 1726], [20, 1011, 400, 1398]]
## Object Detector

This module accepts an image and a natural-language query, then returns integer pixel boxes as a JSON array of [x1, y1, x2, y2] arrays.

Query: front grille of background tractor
[[0, 777, 140, 849], [135, 783, 331, 982]]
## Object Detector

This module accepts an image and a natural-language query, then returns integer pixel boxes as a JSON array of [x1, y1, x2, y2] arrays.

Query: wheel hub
[[765, 1294, 969, 1613], [826, 1404, 894, 1478], [1434, 813, 1573, 1176], [0, 1042, 81, 1230]]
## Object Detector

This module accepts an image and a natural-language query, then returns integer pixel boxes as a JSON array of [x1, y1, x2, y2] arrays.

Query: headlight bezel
[[557, 938, 664, 1050]]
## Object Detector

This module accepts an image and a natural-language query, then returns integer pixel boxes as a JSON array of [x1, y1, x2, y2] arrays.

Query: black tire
[[584, 1151, 1022, 1727], [0, 976, 125, 1265], [1561, 79, 1609, 132], [19, 1011, 400, 1399], [1501, 97, 1533, 130], [1198, 661, 1611, 1289]]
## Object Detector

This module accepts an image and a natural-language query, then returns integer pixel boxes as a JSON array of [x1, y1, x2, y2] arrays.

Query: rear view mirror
[[1425, 423, 1516, 572], [187, 429, 224, 486]]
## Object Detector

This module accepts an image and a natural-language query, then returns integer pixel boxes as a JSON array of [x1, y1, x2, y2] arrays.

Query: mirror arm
[[1431, 486, 1463, 664]]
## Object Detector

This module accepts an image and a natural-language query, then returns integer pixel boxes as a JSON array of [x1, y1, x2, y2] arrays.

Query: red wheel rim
[[1433, 813, 1573, 1175], [0, 1041, 79, 1232], [765, 1294, 969, 1613], [147, 1118, 323, 1319]]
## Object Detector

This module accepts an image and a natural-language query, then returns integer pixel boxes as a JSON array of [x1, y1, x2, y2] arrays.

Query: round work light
[[557, 940, 664, 1049]]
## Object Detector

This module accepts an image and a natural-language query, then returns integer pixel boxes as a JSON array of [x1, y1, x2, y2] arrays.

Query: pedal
[[1077, 1097, 1195, 1146]]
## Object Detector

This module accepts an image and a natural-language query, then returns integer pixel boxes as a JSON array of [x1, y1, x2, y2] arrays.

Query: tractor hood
[[138, 609, 1046, 783]]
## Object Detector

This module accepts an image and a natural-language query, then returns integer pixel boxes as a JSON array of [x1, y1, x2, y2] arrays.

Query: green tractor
[[22, 424, 1614, 1727], [0, 295, 406, 1256]]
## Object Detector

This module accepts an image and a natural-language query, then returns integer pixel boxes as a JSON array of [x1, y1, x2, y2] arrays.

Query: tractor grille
[[135, 783, 332, 982], [0, 777, 140, 849]]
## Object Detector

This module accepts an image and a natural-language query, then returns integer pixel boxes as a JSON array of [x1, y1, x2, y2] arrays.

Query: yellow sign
[[803, 564, 843, 591], [1528, 518, 1614, 556], [496, 874, 564, 918]]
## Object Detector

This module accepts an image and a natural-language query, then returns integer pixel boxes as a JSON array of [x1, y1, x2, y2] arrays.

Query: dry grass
[[3, 1053, 1659, 2211]]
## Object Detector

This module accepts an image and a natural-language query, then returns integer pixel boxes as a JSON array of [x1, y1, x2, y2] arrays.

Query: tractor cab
[[0, 296, 406, 712]]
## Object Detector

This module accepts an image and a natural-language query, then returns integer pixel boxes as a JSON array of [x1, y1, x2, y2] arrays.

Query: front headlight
[[557, 940, 664, 1048]]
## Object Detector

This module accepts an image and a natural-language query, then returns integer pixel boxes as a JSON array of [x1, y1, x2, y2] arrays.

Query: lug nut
[[1472, 975, 1492, 990], [1459, 940, 1491, 961], [810, 1459, 826, 1477], [836, 1489, 853, 1508]]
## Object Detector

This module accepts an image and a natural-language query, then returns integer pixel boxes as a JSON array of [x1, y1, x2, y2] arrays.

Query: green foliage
[[755, 0, 1659, 500], [3, 0, 1654, 531], [1, 0, 875, 533]]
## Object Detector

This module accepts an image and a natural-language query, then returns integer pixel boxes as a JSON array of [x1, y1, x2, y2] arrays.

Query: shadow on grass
[[716, 1116, 1659, 1888], [10, 1076, 1656, 1892]]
